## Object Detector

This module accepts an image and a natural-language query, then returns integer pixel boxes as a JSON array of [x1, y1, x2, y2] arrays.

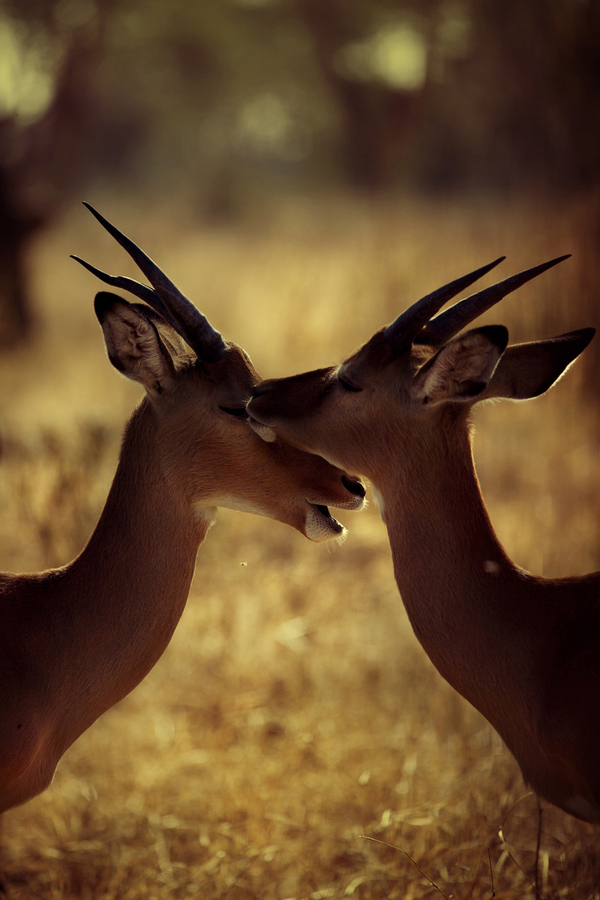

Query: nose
[[342, 476, 366, 498], [251, 383, 269, 399]]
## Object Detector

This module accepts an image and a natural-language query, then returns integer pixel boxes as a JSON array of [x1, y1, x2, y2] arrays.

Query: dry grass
[[1, 191, 599, 898]]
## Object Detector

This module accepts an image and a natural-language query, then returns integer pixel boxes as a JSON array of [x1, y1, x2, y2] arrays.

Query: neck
[[372, 411, 535, 724], [55, 403, 209, 736]]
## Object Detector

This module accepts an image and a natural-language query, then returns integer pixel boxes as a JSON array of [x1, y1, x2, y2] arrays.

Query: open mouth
[[305, 502, 346, 542], [313, 503, 344, 533], [305, 475, 366, 541]]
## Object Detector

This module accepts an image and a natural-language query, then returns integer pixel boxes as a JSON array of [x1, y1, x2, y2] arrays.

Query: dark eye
[[338, 376, 362, 393], [219, 406, 249, 419]]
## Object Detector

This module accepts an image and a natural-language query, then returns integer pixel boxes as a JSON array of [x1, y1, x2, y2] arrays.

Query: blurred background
[[0, 0, 599, 349], [1, 2, 600, 897]]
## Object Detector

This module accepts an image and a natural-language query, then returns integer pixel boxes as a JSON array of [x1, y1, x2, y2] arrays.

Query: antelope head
[[73, 204, 365, 541], [247, 256, 595, 482]]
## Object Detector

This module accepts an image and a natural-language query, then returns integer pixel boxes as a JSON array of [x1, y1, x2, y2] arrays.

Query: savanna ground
[[1, 191, 599, 899]]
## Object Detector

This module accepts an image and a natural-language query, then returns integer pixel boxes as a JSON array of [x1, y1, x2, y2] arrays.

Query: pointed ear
[[480, 327, 595, 401], [95, 292, 177, 398], [413, 325, 509, 405]]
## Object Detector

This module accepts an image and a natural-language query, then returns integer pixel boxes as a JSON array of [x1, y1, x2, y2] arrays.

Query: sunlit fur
[[0, 296, 364, 814], [248, 311, 600, 823]]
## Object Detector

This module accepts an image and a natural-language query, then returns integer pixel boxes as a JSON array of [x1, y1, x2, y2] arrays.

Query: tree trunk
[[0, 20, 105, 346]]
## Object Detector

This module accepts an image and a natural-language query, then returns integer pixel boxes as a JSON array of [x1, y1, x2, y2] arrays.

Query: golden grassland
[[1, 192, 599, 899]]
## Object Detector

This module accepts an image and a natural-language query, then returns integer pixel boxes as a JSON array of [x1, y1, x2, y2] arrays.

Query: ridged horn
[[383, 257, 505, 354], [72, 202, 227, 363], [424, 255, 571, 346], [70, 256, 175, 323]]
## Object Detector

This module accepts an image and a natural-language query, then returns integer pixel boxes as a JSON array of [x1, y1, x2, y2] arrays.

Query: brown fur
[[0, 298, 364, 814], [248, 316, 600, 822]]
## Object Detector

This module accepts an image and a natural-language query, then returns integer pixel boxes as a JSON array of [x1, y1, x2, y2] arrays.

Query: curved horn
[[424, 255, 571, 346], [71, 256, 175, 324], [383, 257, 505, 354], [73, 202, 227, 363]]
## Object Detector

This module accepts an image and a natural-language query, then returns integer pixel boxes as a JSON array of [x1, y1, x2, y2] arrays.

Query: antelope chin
[[248, 418, 277, 442], [305, 503, 346, 543]]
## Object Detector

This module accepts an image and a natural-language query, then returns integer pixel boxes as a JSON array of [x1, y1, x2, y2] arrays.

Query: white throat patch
[[371, 487, 386, 519]]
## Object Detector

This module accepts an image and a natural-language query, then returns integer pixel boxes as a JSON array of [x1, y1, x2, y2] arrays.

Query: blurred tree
[[295, 0, 430, 191], [0, 0, 111, 346], [413, 0, 600, 190], [0, 0, 598, 345]]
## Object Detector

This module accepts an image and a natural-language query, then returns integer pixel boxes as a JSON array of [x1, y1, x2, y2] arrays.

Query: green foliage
[[1, 0, 598, 200]]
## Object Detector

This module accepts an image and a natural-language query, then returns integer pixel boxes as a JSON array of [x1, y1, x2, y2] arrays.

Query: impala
[[247, 256, 600, 823], [0, 204, 365, 814]]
